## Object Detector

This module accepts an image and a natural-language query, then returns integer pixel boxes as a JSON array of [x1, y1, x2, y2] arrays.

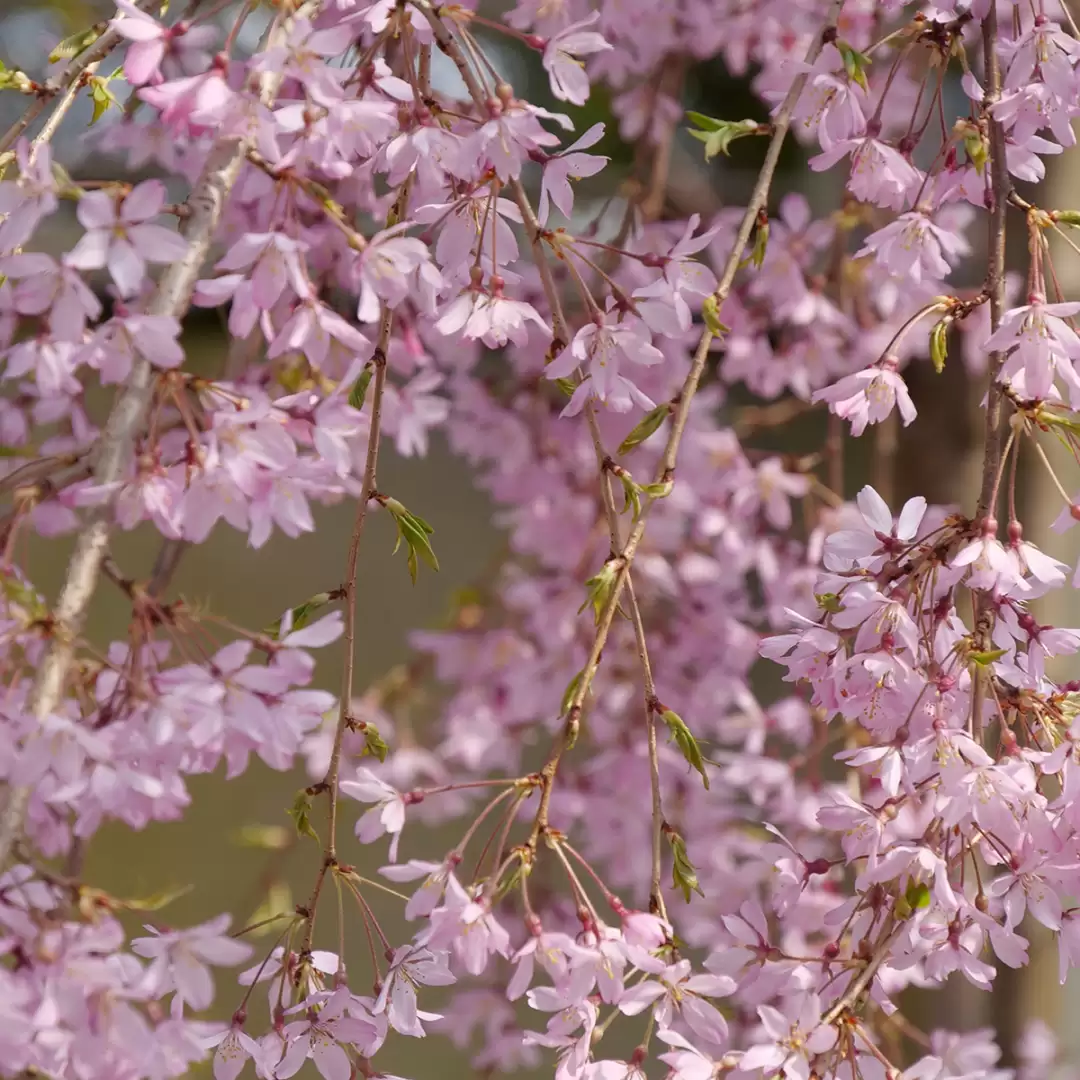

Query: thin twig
[[626, 576, 666, 921], [299, 317, 389, 954]]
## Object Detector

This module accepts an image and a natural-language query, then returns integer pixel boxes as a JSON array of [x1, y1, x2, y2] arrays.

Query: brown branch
[[971, 8, 1010, 744]]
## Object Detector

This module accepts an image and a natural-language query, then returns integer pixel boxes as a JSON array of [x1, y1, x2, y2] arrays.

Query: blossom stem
[[235, 923, 296, 1013], [547, 837, 603, 927], [561, 841, 624, 912], [453, 786, 516, 860], [474, 788, 528, 883], [1030, 436, 1075, 507]]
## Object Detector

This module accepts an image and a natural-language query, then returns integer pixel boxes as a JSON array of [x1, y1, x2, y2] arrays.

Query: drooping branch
[[0, 0, 322, 872], [528, 0, 850, 840]]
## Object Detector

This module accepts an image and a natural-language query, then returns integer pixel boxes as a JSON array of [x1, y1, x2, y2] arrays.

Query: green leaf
[[88, 75, 120, 125], [580, 560, 619, 625], [666, 827, 704, 903], [1035, 405, 1080, 435], [49, 25, 103, 64], [1056, 210, 1080, 226], [0, 65, 32, 94], [749, 220, 770, 269], [117, 883, 194, 912], [383, 497, 440, 584], [638, 480, 673, 500], [233, 824, 292, 849], [561, 669, 585, 714], [685, 111, 726, 132], [362, 722, 389, 763], [836, 40, 872, 90], [963, 128, 988, 174], [1, 571, 47, 621], [686, 114, 762, 160], [287, 790, 320, 843], [929, 318, 950, 374], [619, 472, 642, 520], [905, 880, 931, 910], [617, 403, 671, 455], [348, 367, 373, 411], [701, 294, 730, 337], [244, 883, 294, 937], [970, 646, 1008, 666], [660, 709, 709, 789], [264, 592, 334, 639]]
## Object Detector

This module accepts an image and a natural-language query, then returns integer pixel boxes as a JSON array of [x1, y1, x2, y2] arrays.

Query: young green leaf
[[970, 646, 1008, 666], [49, 25, 103, 64], [244, 883, 294, 937], [749, 219, 770, 269], [561, 669, 585, 714], [686, 114, 762, 160], [287, 790, 319, 842], [905, 880, 931, 910], [665, 826, 704, 903], [0, 64, 32, 94], [113, 883, 194, 912], [348, 366, 373, 411], [580, 560, 619, 625], [836, 40, 872, 90], [619, 472, 642, 519], [264, 592, 333, 639], [685, 111, 726, 132], [384, 497, 440, 584], [361, 722, 389, 763], [962, 126, 988, 173], [701, 295, 730, 337], [660, 709, 709, 789], [88, 74, 121, 125], [638, 480, 674, 500], [929, 318, 950, 374], [232, 824, 292, 849], [617, 403, 671, 455]]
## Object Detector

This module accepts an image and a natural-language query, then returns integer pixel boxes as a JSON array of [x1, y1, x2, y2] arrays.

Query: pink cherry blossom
[[541, 15, 613, 106], [340, 766, 407, 859], [66, 180, 188, 297], [131, 915, 252, 1010]]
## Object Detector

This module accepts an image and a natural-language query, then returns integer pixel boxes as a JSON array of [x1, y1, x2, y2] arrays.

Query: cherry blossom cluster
[[2, 0, 1080, 1078]]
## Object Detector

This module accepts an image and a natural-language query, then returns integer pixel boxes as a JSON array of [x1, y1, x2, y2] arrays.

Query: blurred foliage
[[5, 0, 108, 29]]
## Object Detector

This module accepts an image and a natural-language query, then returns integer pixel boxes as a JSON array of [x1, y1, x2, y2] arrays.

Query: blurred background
[[2, 0, 1078, 1075]]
